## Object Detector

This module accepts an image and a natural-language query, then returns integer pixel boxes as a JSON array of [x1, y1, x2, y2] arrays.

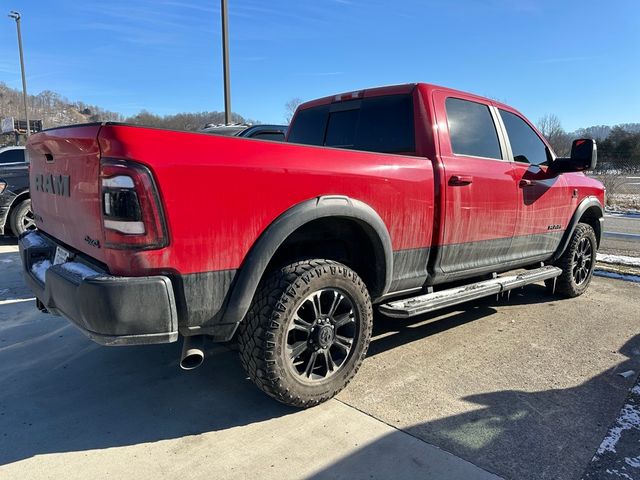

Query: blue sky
[[0, 0, 638, 130]]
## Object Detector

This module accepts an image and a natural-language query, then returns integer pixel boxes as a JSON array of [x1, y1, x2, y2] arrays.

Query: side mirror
[[552, 138, 597, 173]]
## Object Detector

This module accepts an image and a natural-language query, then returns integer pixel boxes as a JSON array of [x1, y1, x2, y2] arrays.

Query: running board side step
[[379, 265, 562, 318]]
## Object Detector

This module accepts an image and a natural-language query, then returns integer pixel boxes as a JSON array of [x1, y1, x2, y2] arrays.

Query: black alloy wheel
[[238, 259, 373, 407], [285, 288, 358, 382]]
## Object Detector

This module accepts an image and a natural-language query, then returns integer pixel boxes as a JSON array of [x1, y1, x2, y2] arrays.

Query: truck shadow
[[0, 313, 294, 466], [369, 283, 557, 357], [315, 334, 640, 480]]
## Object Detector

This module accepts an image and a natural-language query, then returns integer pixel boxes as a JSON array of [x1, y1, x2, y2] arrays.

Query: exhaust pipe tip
[[180, 335, 206, 370]]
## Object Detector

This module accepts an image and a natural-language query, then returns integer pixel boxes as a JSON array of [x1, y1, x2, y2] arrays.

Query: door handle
[[449, 175, 473, 186], [519, 179, 535, 187]]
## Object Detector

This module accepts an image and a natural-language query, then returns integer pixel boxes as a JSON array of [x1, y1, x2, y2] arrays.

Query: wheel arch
[[552, 196, 603, 262], [220, 196, 393, 326], [7, 190, 31, 235], [8, 189, 30, 209]]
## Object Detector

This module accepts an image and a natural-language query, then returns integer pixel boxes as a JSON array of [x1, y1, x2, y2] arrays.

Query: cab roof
[[297, 82, 514, 112]]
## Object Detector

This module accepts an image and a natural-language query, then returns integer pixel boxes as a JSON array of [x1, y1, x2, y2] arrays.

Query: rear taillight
[[100, 158, 168, 250]]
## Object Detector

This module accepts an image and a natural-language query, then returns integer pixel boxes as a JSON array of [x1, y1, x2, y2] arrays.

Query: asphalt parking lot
[[1, 238, 639, 480]]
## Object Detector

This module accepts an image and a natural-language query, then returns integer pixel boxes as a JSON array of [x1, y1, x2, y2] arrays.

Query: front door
[[496, 108, 572, 261]]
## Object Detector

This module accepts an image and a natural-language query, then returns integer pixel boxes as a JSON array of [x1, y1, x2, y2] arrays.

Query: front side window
[[499, 110, 550, 166], [446, 97, 502, 160]]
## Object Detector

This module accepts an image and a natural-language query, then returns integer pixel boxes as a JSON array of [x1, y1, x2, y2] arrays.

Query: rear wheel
[[9, 199, 35, 237], [237, 259, 373, 407], [546, 223, 597, 297]]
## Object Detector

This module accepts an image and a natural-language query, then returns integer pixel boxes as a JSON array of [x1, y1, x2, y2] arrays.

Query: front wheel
[[237, 259, 373, 408], [547, 223, 597, 297]]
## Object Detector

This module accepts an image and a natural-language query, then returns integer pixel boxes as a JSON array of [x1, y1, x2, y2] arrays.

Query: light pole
[[221, 0, 231, 125], [8, 11, 30, 137]]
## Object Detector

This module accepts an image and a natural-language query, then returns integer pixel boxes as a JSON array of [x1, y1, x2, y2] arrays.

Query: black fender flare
[[7, 189, 29, 213], [220, 195, 394, 326], [552, 196, 603, 261], [0, 190, 27, 235]]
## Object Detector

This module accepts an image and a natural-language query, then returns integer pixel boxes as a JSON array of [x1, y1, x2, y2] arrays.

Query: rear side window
[[325, 109, 359, 148], [355, 95, 414, 153], [287, 94, 415, 154], [446, 98, 502, 160], [0, 149, 25, 164], [499, 109, 550, 166]]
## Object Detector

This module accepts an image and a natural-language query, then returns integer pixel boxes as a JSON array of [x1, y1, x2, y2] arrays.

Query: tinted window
[[0, 149, 25, 164], [446, 98, 502, 159], [287, 105, 329, 145], [251, 132, 285, 141], [325, 108, 359, 148], [287, 94, 415, 154], [499, 110, 549, 166], [356, 95, 414, 153]]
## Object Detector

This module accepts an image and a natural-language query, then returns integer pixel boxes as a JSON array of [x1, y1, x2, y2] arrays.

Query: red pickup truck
[[19, 83, 604, 407]]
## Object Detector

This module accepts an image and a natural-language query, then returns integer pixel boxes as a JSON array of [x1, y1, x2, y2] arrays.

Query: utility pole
[[8, 11, 30, 137], [221, 0, 231, 125]]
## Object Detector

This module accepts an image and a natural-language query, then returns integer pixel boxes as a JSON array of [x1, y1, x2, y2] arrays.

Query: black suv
[[0, 146, 34, 237], [201, 123, 287, 141]]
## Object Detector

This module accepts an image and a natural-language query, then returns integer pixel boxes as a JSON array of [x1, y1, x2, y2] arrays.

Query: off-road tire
[[546, 223, 597, 297], [9, 199, 35, 237], [237, 259, 373, 408]]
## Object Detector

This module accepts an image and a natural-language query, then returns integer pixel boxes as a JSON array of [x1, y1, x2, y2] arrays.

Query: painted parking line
[[0, 298, 36, 306]]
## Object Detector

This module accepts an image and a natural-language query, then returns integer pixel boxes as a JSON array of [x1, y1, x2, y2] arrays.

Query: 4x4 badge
[[84, 235, 100, 248]]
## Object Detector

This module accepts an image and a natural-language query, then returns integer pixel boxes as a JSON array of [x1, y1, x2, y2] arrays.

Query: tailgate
[[27, 124, 107, 263]]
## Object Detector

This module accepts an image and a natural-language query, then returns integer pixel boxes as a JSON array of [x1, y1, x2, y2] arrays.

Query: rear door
[[432, 91, 518, 277], [496, 108, 572, 260]]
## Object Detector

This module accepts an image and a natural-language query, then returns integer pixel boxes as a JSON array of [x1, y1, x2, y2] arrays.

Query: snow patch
[[31, 259, 51, 283], [605, 211, 640, 218], [597, 253, 640, 268], [595, 271, 640, 283], [30, 259, 100, 283], [59, 261, 100, 279], [625, 456, 640, 468], [605, 469, 635, 480], [596, 397, 640, 455], [605, 205, 640, 215], [21, 232, 49, 249]]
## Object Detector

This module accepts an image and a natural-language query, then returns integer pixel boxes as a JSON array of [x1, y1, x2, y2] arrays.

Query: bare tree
[[537, 114, 571, 156], [592, 172, 631, 207], [574, 125, 611, 142], [284, 97, 302, 124]]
